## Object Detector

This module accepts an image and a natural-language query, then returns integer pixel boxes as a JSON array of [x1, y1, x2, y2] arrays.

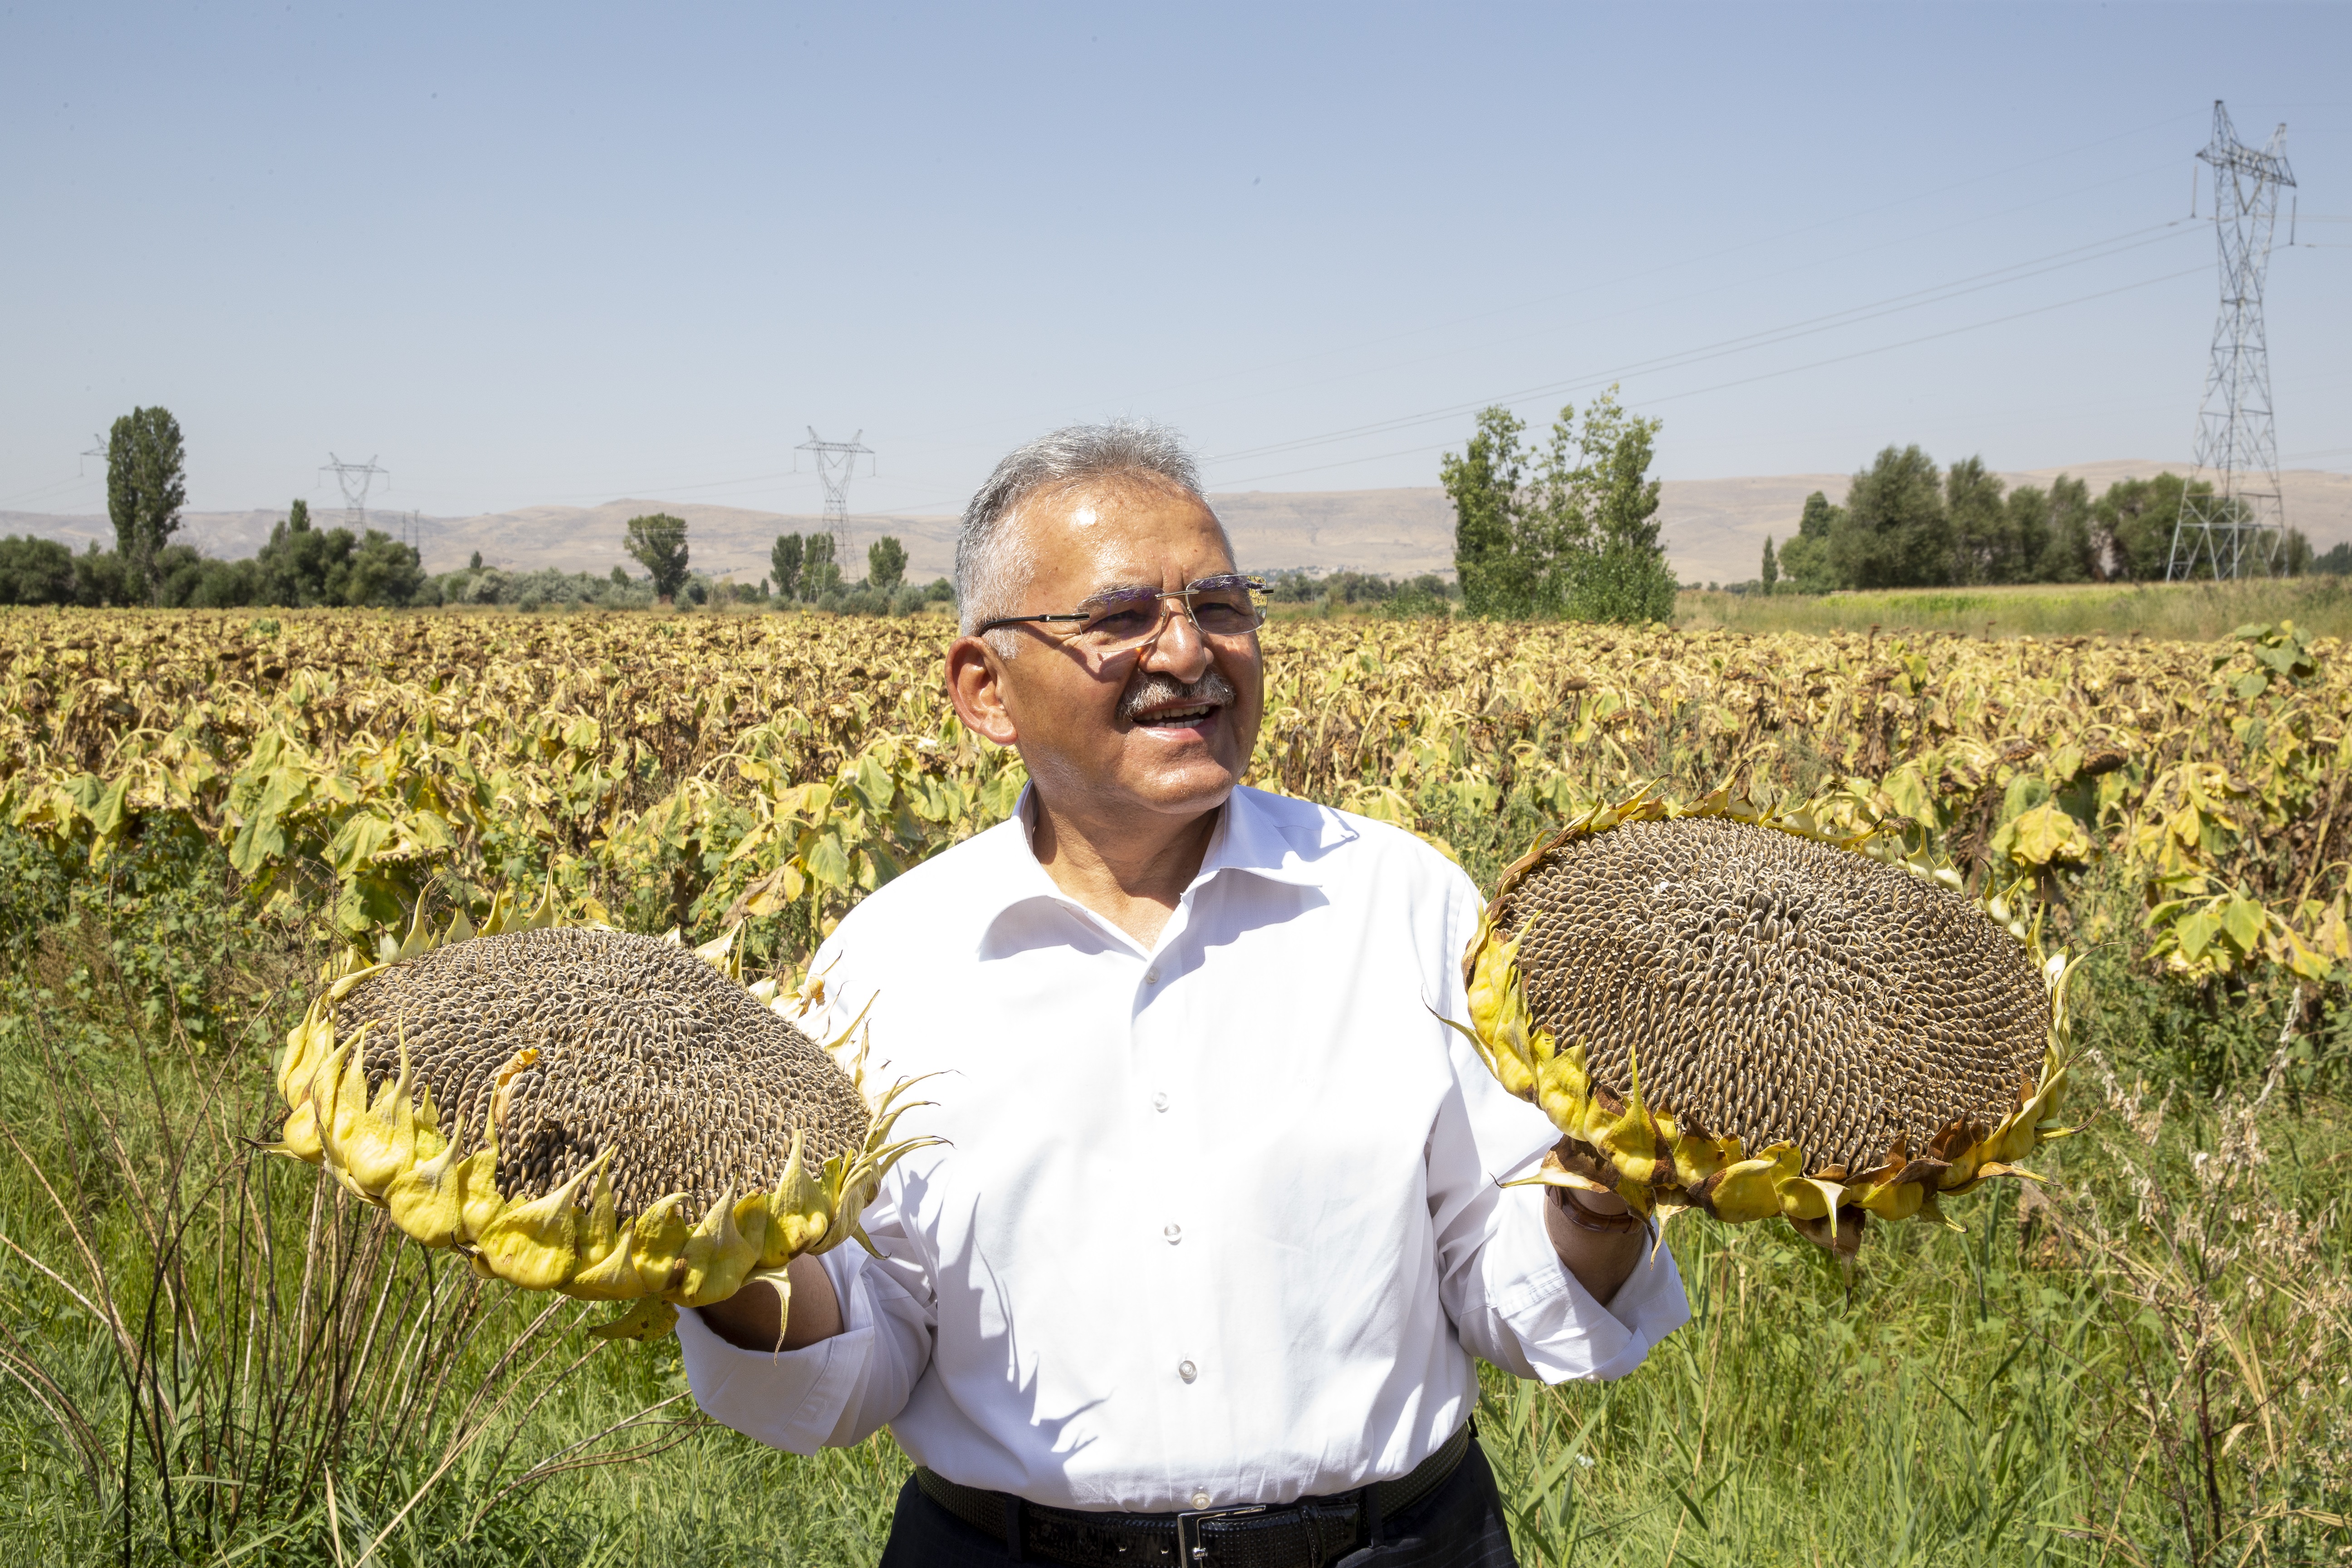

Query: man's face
[[967, 475, 1264, 827]]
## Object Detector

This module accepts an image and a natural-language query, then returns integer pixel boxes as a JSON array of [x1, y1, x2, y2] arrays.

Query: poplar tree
[[106, 406, 187, 602]]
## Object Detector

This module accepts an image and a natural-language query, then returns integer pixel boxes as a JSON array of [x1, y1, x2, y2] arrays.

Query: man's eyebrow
[[1078, 580, 1158, 603]]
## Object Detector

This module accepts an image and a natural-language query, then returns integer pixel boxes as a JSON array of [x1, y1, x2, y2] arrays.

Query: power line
[[1203, 220, 2199, 474], [1148, 160, 2190, 441], [1208, 262, 2206, 490], [983, 111, 2211, 436]]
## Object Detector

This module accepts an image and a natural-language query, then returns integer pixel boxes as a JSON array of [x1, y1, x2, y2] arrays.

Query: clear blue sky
[[2, 2, 2345, 524]]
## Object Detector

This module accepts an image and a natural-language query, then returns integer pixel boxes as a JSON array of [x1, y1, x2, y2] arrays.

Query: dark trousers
[[877, 1436, 1520, 1568]]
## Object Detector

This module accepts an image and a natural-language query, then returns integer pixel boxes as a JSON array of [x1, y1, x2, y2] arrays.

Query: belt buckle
[[1174, 1504, 1268, 1563]]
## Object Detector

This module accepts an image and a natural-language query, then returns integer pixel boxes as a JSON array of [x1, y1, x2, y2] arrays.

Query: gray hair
[[955, 420, 1219, 647]]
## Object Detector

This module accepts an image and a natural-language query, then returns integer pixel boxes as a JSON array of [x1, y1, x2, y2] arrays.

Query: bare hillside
[[7, 464, 2344, 591]]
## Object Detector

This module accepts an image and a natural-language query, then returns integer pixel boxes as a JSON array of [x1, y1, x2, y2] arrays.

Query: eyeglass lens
[[1077, 577, 1264, 650]]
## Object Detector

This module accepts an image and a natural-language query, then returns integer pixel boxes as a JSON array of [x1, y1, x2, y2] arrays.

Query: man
[[682, 422, 1688, 1565]]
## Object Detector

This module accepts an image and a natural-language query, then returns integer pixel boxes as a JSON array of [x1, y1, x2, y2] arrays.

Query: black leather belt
[[913, 1422, 1473, 1567]]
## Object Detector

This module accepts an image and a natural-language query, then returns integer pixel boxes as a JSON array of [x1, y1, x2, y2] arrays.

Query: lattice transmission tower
[[2169, 101, 2295, 580], [321, 454, 391, 533], [796, 429, 873, 565]]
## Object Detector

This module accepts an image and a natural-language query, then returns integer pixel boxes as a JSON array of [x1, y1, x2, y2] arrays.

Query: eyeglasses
[[977, 573, 1268, 655]]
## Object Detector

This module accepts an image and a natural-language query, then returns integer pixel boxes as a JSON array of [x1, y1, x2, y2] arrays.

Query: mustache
[[1117, 669, 1239, 723]]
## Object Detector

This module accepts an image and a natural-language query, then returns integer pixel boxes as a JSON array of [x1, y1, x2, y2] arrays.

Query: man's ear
[[946, 635, 1020, 746]]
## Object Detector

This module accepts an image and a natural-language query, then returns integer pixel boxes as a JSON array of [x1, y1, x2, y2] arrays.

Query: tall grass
[[1475, 983, 2352, 1566], [1676, 578, 2352, 642], [2, 790, 2347, 1563]]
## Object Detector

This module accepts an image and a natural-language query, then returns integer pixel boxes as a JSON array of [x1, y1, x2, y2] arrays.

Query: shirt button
[[1152, 1091, 1169, 1112], [1163, 1223, 1182, 1244], [1178, 1360, 1198, 1384], [1191, 1489, 1211, 1509], [1144, 968, 1161, 985]]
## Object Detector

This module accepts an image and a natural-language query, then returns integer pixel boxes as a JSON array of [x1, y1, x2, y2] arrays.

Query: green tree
[[2038, 475, 2095, 582], [867, 535, 907, 593], [2005, 485, 2052, 582], [802, 532, 841, 600], [331, 530, 425, 606], [1760, 535, 1778, 594], [623, 513, 691, 602], [1574, 391, 1665, 556], [1443, 390, 1672, 622], [250, 499, 420, 607], [1832, 446, 1949, 588], [0, 536, 78, 604], [1945, 456, 2013, 584], [182, 557, 259, 608], [257, 500, 333, 605], [2282, 527, 2314, 575], [106, 406, 187, 602], [72, 542, 133, 606], [1777, 490, 1845, 593], [1442, 407, 1534, 617], [1556, 393, 1676, 623], [2093, 473, 2204, 580], [770, 534, 804, 601]]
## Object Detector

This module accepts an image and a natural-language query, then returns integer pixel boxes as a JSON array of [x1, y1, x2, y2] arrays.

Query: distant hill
[[7, 464, 2346, 591]]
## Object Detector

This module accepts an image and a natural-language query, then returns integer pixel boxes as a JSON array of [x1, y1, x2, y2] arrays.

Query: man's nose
[[1139, 602, 1214, 683]]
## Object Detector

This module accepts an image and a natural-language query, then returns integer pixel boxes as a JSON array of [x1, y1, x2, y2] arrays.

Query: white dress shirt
[[679, 784, 1688, 1512]]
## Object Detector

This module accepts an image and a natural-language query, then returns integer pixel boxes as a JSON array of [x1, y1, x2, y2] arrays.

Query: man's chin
[[1112, 744, 1243, 816]]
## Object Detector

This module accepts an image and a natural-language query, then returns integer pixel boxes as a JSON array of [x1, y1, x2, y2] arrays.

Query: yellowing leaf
[[2220, 896, 2265, 954], [803, 832, 852, 889], [2003, 801, 2093, 867], [2175, 906, 2221, 962]]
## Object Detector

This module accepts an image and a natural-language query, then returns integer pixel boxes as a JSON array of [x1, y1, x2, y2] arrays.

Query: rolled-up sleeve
[[1429, 1083, 1690, 1383], [678, 1216, 936, 1452], [1426, 897, 1691, 1382], [1465, 1179, 1689, 1382]]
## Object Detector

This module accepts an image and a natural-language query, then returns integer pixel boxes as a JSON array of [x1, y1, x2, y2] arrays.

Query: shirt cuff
[[676, 1249, 878, 1453], [1484, 1182, 1691, 1383]]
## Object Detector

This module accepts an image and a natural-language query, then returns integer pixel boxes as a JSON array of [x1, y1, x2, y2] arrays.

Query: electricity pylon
[[796, 429, 873, 565], [321, 454, 391, 533], [2169, 101, 2294, 580]]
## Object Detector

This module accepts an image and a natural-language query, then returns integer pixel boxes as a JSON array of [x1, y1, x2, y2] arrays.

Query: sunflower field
[[2, 605, 2347, 1566]]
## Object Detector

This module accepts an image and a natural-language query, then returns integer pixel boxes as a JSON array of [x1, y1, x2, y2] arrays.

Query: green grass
[[1675, 578, 2352, 642], [2, 817, 2347, 1566]]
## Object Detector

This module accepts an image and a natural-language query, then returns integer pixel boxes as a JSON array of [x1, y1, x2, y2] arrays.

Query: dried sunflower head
[[1458, 790, 2076, 1250], [267, 891, 931, 1340]]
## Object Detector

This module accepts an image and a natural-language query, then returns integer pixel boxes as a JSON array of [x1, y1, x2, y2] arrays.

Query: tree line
[[620, 513, 944, 615], [1755, 444, 2323, 595], [0, 407, 439, 609], [1442, 389, 1679, 624], [0, 407, 951, 615]]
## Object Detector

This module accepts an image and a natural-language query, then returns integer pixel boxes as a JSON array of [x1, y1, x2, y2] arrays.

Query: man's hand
[[695, 1251, 845, 1351], [1541, 1171, 1646, 1308]]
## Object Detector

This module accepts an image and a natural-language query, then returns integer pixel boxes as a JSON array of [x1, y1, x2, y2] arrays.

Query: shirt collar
[[965, 783, 1353, 955]]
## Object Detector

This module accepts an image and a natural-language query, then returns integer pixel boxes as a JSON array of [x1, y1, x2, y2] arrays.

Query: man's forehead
[[1024, 477, 1233, 593]]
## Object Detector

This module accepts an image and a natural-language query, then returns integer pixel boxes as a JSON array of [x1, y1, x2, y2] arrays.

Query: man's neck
[[1027, 792, 1224, 948]]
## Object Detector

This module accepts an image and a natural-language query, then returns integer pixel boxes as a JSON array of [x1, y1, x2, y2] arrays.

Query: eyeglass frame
[[974, 573, 1269, 652]]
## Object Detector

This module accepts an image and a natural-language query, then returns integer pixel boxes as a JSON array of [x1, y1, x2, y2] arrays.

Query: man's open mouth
[[1134, 702, 1218, 728], [1118, 670, 1238, 729]]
